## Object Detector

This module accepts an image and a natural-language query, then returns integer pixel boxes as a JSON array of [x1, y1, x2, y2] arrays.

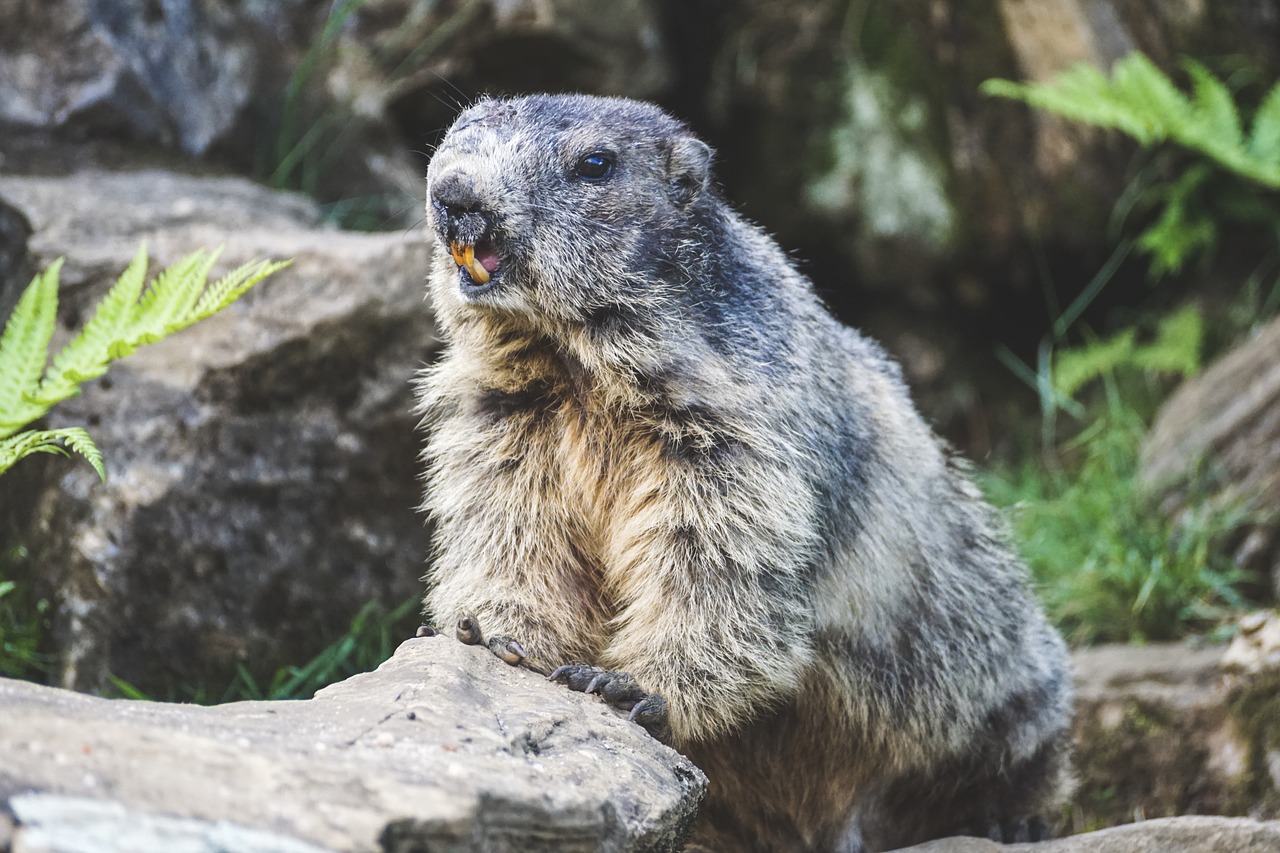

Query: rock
[[1070, 641, 1280, 829], [1224, 611, 1280, 675], [1140, 315, 1280, 596], [0, 168, 438, 695], [891, 815, 1280, 852], [0, 0, 267, 155], [0, 635, 706, 853], [0, 190, 32, 336]]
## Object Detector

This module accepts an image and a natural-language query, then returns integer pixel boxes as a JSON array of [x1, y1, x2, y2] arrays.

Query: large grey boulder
[[0, 634, 706, 852], [0, 169, 437, 695]]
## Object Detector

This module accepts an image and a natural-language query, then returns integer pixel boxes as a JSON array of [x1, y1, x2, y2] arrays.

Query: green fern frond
[[192, 258, 292, 321], [984, 52, 1280, 188], [1184, 59, 1243, 152], [1052, 306, 1202, 402], [0, 260, 62, 436], [0, 428, 104, 480], [1250, 80, 1280, 166], [0, 243, 289, 480], [129, 249, 220, 346], [1131, 305, 1203, 377], [1053, 329, 1137, 401], [1134, 164, 1217, 276], [45, 244, 149, 392], [1108, 52, 1187, 143]]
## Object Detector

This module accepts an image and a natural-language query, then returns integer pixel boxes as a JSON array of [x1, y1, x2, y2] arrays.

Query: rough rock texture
[[0, 190, 31, 329], [1141, 315, 1280, 597], [0, 0, 269, 155], [1225, 611, 1280, 676], [1070, 638, 1280, 829], [892, 816, 1280, 852], [0, 634, 707, 853], [0, 169, 437, 695]]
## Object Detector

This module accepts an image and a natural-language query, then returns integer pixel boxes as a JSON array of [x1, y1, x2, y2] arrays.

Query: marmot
[[418, 94, 1072, 852]]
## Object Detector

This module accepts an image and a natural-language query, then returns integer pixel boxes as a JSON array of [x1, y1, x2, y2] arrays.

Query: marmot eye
[[574, 151, 615, 181]]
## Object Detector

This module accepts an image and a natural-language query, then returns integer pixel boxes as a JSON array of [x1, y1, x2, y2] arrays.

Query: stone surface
[[893, 815, 1280, 852], [1070, 640, 1280, 829], [0, 0, 268, 155], [0, 190, 32, 328], [0, 169, 438, 695], [1141, 314, 1280, 597], [0, 635, 706, 853], [1225, 611, 1280, 676]]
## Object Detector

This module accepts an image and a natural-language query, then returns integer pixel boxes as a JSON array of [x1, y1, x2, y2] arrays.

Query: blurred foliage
[[984, 52, 1280, 279], [0, 544, 49, 681], [982, 402, 1257, 646], [982, 53, 1277, 644]]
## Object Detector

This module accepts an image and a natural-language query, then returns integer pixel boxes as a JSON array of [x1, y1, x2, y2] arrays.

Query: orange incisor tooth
[[467, 251, 491, 284], [449, 242, 489, 284]]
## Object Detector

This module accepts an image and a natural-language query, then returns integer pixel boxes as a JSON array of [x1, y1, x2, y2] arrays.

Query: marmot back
[[419, 94, 1072, 852]]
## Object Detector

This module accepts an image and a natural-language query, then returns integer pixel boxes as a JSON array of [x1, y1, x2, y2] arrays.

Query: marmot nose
[[431, 172, 485, 216], [430, 171, 494, 244]]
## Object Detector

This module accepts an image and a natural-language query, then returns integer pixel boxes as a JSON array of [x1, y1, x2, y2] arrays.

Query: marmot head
[[425, 94, 714, 343]]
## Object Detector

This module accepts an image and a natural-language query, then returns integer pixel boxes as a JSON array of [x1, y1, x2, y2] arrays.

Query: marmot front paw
[[453, 613, 550, 675], [549, 663, 671, 743]]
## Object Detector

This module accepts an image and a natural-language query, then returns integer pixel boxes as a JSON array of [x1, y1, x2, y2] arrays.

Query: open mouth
[[449, 239, 500, 287]]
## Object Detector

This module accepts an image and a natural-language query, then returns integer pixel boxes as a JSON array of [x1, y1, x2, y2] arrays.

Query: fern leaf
[[1110, 53, 1189, 142], [0, 260, 62, 438], [191, 258, 292, 322], [127, 250, 208, 347], [1184, 60, 1244, 149], [1053, 329, 1137, 401], [983, 65, 1160, 143], [0, 427, 104, 480], [42, 244, 150, 397], [1131, 305, 1202, 378], [1249, 79, 1280, 172], [986, 52, 1280, 188], [1135, 164, 1218, 277]]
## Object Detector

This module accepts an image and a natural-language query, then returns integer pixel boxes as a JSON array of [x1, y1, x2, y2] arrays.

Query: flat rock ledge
[[896, 815, 1280, 852], [0, 636, 706, 853]]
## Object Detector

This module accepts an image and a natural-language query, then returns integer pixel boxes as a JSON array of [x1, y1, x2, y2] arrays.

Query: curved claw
[[549, 663, 604, 692], [455, 614, 484, 646], [628, 694, 667, 725], [627, 694, 671, 743], [488, 636, 527, 667], [415, 624, 437, 638], [453, 619, 550, 675]]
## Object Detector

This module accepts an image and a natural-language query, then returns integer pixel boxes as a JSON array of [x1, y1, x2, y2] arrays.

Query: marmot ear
[[666, 136, 712, 206]]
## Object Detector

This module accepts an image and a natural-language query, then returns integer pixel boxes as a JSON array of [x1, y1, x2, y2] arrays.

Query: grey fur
[[418, 94, 1073, 852]]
